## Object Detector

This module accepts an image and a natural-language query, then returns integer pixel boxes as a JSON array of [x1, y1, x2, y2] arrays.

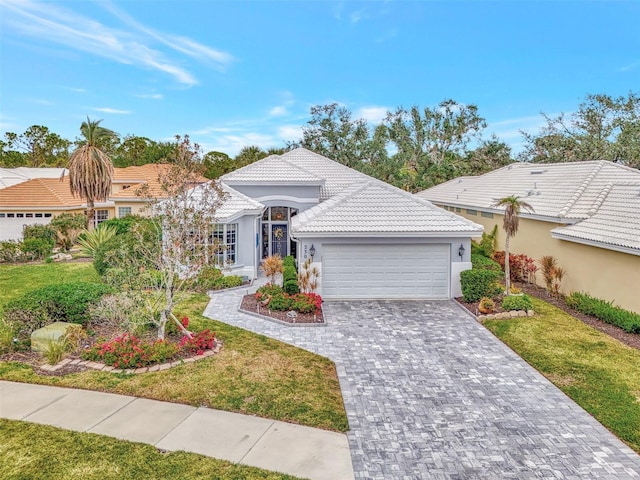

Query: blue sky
[[1, 0, 638, 157]]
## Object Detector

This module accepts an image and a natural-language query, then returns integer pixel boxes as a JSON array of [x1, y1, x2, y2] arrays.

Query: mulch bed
[[240, 294, 325, 324], [456, 282, 640, 351]]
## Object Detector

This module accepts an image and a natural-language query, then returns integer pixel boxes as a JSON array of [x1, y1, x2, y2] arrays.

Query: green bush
[[256, 284, 284, 297], [501, 294, 533, 312], [460, 269, 502, 303], [284, 279, 300, 295], [23, 224, 56, 243], [0, 241, 23, 263], [471, 254, 502, 272], [5, 281, 113, 327], [77, 225, 118, 257], [267, 292, 292, 311], [20, 237, 55, 260], [566, 292, 640, 334], [214, 275, 243, 290], [283, 256, 296, 268], [101, 215, 147, 235]]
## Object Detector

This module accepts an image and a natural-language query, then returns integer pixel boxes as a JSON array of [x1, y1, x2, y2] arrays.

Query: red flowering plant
[[179, 329, 216, 356], [255, 285, 322, 314], [83, 333, 179, 368]]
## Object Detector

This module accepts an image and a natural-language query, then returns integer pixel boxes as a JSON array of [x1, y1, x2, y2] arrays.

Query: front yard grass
[[484, 297, 640, 453], [0, 264, 348, 432], [0, 419, 302, 480]]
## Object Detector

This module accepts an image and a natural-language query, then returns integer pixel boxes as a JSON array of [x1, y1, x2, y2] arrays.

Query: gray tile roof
[[217, 182, 264, 221], [418, 160, 640, 254], [551, 184, 640, 253], [291, 180, 483, 237], [417, 160, 640, 220], [220, 153, 324, 186], [221, 148, 371, 200]]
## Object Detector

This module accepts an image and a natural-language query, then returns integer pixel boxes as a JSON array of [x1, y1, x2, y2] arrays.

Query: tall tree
[[490, 196, 534, 295], [67, 118, 117, 229], [295, 103, 386, 169], [2, 125, 71, 167], [521, 92, 640, 168]]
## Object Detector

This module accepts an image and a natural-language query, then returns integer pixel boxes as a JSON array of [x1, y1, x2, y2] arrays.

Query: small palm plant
[[491, 195, 534, 295], [76, 224, 118, 257]]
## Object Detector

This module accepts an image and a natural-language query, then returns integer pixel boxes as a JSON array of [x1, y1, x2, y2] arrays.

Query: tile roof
[[291, 180, 483, 237], [0, 176, 86, 208], [417, 160, 640, 220], [551, 184, 640, 253], [221, 154, 324, 185], [217, 182, 264, 221], [0, 167, 68, 189], [221, 148, 371, 200], [110, 164, 208, 199]]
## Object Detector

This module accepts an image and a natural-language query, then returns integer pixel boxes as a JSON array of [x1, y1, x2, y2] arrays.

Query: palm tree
[[67, 118, 117, 229], [491, 195, 534, 295]]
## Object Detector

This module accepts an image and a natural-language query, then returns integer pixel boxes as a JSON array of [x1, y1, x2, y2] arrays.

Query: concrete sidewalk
[[0, 380, 354, 480]]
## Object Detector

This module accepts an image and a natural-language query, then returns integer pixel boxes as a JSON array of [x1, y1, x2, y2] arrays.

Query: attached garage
[[322, 243, 450, 299]]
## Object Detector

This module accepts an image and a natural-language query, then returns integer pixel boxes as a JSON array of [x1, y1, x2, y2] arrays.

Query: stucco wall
[[226, 185, 319, 211], [113, 201, 149, 217], [456, 211, 640, 314]]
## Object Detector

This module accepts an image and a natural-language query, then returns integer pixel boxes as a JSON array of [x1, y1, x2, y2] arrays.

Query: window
[[35, 213, 43, 218], [94, 209, 109, 226], [481, 211, 494, 218], [466, 209, 477, 215], [16, 213, 24, 218], [118, 207, 132, 217], [7, 213, 15, 218], [456, 207, 462, 212], [26, 213, 33, 218], [209, 223, 237, 265], [44, 213, 52, 218], [0, 213, 5, 218]]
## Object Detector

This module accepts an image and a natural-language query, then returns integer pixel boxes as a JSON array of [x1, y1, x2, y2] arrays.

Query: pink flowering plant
[[83, 325, 218, 368]]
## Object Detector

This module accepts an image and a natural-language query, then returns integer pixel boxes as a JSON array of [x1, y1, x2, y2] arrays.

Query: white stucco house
[[213, 148, 483, 300]]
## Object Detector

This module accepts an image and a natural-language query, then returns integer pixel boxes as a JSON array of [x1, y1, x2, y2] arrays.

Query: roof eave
[[550, 231, 640, 257], [291, 230, 483, 239]]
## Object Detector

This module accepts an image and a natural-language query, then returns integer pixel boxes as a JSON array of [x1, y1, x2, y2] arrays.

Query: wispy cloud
[[93, 107, 131, 114], [357, 106, 389, 124], [135, 93, 164, 100], [278, 125, 302, 141], [619, 60, 640, 72], [0, 0, 234, 86], [269, 105, 288, 116], [68, 87, 87, 93]]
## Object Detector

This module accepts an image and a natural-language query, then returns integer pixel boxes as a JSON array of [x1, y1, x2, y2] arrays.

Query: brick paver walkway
[[205, 285, 640, 479]]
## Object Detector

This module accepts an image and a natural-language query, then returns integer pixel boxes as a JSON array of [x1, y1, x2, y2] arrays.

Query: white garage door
[[0, 217, 51, 241], [322, 244, 450, 299]]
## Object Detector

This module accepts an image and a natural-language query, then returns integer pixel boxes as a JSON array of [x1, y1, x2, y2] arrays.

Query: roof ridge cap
[[558, 161, 604, 218], [587, 182, 613, 217], [293, 181, 370, 229], [280, 156, 324, 181], [45, 177, 75, 207]]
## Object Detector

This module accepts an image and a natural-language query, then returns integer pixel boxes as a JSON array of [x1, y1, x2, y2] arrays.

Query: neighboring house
[[417, 160, 640, 313], [217, 148, 483, 300], [0, 167, 67, 189], [0, 164, 190, 241]]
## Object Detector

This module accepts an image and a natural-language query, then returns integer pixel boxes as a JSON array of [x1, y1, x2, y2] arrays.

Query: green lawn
[[0, 263, 348, 432], [484, 297, 640, 453], [0, 419, 303, 480], [0, 261, 100, 307]]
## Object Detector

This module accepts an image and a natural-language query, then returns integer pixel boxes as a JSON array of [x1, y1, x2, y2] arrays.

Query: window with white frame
[[209, 223, 237, 265], [118, 206, 132, 217], [95, 209, 109, 226]]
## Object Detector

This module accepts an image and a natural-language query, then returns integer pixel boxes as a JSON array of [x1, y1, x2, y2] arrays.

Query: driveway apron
[[205, 289, 640, 479]]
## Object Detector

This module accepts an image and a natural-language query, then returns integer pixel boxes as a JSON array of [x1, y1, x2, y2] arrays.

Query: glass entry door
[[271, 224, 288, 258]]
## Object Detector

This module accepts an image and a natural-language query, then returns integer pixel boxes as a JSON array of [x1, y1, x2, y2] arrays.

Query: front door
[[271, 224, 288, 257]]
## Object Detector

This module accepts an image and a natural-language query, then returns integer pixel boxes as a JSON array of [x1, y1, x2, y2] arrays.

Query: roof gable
[[221, 153, 324, 185], [0, 177, 85, 208], [292, 180, 483, 236]]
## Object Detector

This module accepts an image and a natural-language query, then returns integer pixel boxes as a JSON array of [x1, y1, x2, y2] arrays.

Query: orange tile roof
[[0, 177, 86, 208]]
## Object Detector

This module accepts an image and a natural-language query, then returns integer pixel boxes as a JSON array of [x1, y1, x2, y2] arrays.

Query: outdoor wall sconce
[[458, 244, 465, 260], [309, 244, 316, 260]]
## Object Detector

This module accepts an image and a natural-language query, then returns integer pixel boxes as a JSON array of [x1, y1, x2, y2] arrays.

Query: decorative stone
[[509, 311, 519, 317], [527, 310, 535, 317], [517, 310, 527, 317], [496, 312, 510, 319], [134, 367, 148, 374], [31, 322, 73, 353], [50, 253, 73, 262], [147, 365, 160, 372]]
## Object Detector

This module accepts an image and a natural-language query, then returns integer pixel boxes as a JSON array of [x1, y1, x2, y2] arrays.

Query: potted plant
[[478, 296, 495, 314]]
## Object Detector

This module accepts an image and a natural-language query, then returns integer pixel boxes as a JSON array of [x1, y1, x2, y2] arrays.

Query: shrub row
[[193, 265, 243, 292], [566, 292, 640, 334], [283, 256, 299, 295], [471, 254, 501, 272]]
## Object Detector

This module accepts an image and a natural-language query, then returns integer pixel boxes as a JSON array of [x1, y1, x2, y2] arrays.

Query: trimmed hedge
[[566, 292, 640, 334], [502, 294, 533, 312], [460, 268, 502, 303], [471, 254, 502, 272], [282, 257, 299, 295]]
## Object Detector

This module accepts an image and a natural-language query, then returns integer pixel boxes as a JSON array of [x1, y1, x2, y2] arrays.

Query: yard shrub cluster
[[460, 268, 502, 303], [4, 282, 113, 341], [282, 255, 299, 295], [83, 328, 217, 368], [501, 294, 533, 312], [0, 224, 56, 263], [493, 251, 538, 283], [193, 265, 243, 292], [255, 284, 322, 314], [471, 253, 502, 272], [566, 292, 640, 333]]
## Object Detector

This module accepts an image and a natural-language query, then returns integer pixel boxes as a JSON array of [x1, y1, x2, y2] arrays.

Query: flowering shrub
[[83, 328, 217, 368], [256, 286, 322, 314], [493, 252, 537, 283], [179, 329, 216, 355]]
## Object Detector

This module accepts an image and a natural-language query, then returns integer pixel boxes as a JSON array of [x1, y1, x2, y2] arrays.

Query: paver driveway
[[205, 289, 640, 479]]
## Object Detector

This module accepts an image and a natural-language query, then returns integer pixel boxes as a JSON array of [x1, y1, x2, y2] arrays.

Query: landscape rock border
[[39, 340, 223, 375], [477, 310, 535, 321]]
